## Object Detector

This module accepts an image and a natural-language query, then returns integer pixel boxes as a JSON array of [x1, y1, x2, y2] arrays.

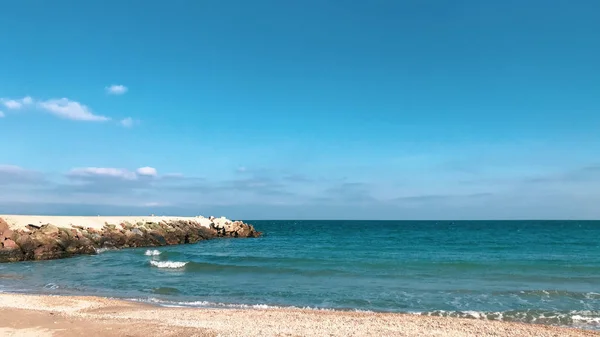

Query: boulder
[[194, 216, 213, 228], [131, 228, 144, 236], [40, 224, 60, 237], [211, 217, 231, 229], [2, 229, 14, 240], [1, 217, 261, 263], [124, 229, 149, 247], [148, 232, 167, 245], [196, 226, 217, 240], [120, 222, 134, 230], [101, 229, 126, 247], [163, 226, 186, 245], [0, 245, 24, 262], [83, 232, 102, 245], [29, 232, 70, 260], [2, 239, 19, 249], [14, 234, 36, 260], [0, 218, 9, 235], [34, 243, 68, 260]]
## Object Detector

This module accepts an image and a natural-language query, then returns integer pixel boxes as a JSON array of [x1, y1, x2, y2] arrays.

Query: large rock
[[0, 218, 9, 235], [1, 229, 13, 241], [0, 216, 261, 263], [40, 224, 60, 237], [2, 239, 19, 249], [0, 244, 23, 262]]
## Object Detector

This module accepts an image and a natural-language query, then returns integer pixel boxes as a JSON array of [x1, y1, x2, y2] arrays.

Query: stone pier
[[0, 215, 261, 263]]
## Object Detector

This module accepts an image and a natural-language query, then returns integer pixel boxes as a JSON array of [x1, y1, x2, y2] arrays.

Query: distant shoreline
[[0, 293, 597, 337]]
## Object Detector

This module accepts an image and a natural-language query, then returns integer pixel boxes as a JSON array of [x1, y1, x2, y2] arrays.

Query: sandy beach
[[0, 293, 597, 337]]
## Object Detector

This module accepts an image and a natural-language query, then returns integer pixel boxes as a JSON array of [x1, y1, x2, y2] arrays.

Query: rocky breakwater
[[0, 215, 261, 263]]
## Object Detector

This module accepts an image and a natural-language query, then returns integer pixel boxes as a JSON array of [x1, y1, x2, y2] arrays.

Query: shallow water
[[1, 220, 599, 329]]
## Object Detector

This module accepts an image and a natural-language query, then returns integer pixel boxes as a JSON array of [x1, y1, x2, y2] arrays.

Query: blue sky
[[1, 1, 599, 219]]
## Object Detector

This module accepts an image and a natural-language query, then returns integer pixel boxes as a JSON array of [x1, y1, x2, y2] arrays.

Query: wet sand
[[0, 293, 598, 337]]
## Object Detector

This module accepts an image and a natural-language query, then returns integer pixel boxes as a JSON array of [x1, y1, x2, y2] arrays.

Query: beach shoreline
[[0, 293, 598, 337]]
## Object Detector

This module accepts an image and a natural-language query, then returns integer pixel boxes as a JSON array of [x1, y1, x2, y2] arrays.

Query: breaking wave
[[149, 261, 188, 269], [128, 297, 374, 312], [415, 309, 600, 329], [124, 297, 600, 330], [144, 250, 161, 256], [94, 247, 115, 254]]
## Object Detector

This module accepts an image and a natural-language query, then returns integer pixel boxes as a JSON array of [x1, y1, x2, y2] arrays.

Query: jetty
[[0, 215, 261, 262]]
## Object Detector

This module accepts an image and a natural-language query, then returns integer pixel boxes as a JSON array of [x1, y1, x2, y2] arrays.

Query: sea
[[1, 220, 599, 330]]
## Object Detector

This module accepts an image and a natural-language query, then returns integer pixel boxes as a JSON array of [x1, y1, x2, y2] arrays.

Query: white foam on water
[[121, 298, 600, 330], [353, 309, 375, 313], [149, 261, 187, 269], [462, 310, 486, 319], [585, 292, 600, 300], [572, 313, 600, 324], [127, 297, 374, 313], [412, 309, 600, 329], [94, 247, 113, 254], [144, 249, 161, 256], [43, 283, 59, 290]]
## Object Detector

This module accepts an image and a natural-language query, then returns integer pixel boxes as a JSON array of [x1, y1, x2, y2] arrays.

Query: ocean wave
[[414, 309, 600, 328], [572, 314, 600, 324], [124, 295, 599, 329], [150, 287, 180, 295], [144, 249, 161, 256], [515, 290, 600, 300], [43, 283, 59, 290], [149, 261, 187, 269], [181, 261, 351, 277], [94, 247, 114, 254], [128, 297, 375, 313]]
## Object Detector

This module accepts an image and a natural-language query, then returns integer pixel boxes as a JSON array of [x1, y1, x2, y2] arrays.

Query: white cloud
[[163, 173, 184, 178], [69, 166, 159, 180], [38, 98, 110, 122], [69, 167, 138, 180], [1, 96, 126, 125], [0, 164, 28, 174], [106, 84, 128, 95], [4, 100, 22, 109], [0, 164, 43, 185], [120, 117, 134, 127], [143, 201, 168, 207], [136, 166, 158, 177], [1, 96, 33, 110]]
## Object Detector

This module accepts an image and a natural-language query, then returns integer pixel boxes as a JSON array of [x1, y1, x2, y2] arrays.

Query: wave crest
[[94, 247, 114, 254], [144, 250, 161, 256], [129, 297, 376, 312], [149, 261, 187, 269], [414, 309, 600, 328]]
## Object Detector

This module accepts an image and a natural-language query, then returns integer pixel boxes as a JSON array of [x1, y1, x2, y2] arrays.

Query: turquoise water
[[1, 220, 599, 329]]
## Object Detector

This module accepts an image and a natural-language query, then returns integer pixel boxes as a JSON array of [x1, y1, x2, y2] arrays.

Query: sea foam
[[94, 247, 113, 254], [128, 297, 375, 313], [149, 261, 187, 269], [144, 249, 161, 256]]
